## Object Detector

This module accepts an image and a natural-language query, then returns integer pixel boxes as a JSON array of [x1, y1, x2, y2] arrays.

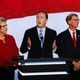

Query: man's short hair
[[37, 11, 48, 19], [66, 13, 78, 24]]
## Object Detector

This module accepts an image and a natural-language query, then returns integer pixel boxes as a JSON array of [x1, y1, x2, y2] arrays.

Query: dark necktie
[[39, 29, 43, 48], [72, 31, 77, 48]]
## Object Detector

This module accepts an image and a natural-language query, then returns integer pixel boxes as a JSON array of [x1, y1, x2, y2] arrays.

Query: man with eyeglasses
[[56, 13, 80, 80]]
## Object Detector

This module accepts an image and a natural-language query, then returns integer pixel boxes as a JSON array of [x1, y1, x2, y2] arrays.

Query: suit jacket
[[20, 26, 57, 59], [56, 29, 80, 59]]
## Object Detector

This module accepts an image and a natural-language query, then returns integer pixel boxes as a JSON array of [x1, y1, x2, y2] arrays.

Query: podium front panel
[[18, 59, 70, 80]]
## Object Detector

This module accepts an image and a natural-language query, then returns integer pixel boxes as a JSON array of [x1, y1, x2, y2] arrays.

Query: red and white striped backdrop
[[0, 0, 80, 48]]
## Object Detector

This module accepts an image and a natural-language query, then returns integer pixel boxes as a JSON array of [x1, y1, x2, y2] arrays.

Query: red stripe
[[0, 0, 80, 19]]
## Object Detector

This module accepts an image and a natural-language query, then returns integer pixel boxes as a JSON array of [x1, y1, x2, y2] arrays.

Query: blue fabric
[[39, 29, 43, 48]]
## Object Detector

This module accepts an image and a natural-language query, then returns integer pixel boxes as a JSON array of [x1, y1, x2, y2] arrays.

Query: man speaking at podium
[[56, 13, 80, 80], [20, 11, 57, 59]]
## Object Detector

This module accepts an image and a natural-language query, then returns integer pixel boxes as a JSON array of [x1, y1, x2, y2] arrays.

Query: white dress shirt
[[68, 28, 77, 40], [37, 27, 46, 42]]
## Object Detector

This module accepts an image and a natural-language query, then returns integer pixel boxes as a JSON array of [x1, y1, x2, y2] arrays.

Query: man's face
[[36, 12, 47, 28], [0, 22, 7, 35], [68, 16, 79, 29]]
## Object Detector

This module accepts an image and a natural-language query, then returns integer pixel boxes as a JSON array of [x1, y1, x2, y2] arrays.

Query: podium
[[18, 58, 70, 80]]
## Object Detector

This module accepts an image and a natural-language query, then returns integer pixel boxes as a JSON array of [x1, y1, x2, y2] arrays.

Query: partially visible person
[[56, 13, 80, 80], [20, 11, 57, 59], [0, 17, 19, 80]]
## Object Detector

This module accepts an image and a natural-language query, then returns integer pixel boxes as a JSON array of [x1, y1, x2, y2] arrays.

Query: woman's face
[[0, 22, 7, 35]]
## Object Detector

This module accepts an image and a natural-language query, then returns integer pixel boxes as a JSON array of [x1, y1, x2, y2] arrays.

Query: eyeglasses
[[71, 19, 80, 21], [0, 24, 7, 27]]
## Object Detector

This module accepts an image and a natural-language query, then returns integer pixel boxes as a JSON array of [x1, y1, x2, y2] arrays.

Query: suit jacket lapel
[[66, 29, 75, 48], [43, 27, 48, 47], [34, 27, 41, 45], [76, 30, 80, 48]]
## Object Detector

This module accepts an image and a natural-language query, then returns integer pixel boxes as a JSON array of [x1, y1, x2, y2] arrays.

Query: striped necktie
[[39, 29, 43, 48]]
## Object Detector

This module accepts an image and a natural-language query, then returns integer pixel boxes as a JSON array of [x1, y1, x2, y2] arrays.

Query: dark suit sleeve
[[56, 34, 65, 57], [20, 30, 29, 53], [54, 31, 57, 40]]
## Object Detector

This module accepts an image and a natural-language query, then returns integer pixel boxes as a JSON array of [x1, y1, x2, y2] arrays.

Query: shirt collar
[[37, 27, 46, 31], [68, 28, 76, 38]]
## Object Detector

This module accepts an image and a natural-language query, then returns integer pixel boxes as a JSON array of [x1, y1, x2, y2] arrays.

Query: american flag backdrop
[[0, 0, 80, 49], [1, 0, 80, 80]]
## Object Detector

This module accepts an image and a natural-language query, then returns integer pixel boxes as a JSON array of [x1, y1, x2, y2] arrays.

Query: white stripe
[[19, 61, 66, 66], [7, 12, 80, 49], [19, 70, 68, 76]]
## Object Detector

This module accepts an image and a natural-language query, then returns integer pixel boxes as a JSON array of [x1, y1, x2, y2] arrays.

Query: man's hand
[[27, 37, 31, 49], [72, 61, 80, 71], [52, 40, 57, 49]]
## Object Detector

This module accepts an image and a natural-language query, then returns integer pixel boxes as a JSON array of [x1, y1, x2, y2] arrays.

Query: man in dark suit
[[20, 11, 57, 59], [56, 13, 80, 80]]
